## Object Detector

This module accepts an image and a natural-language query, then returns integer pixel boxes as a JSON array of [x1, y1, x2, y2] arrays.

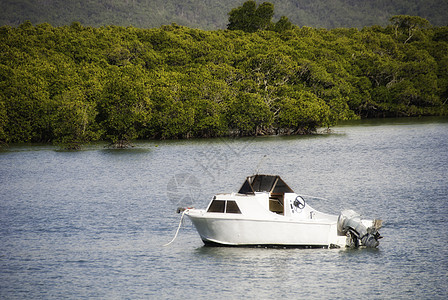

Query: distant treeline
[[0, 17, 447, 148], [1, 0, 447, 30]]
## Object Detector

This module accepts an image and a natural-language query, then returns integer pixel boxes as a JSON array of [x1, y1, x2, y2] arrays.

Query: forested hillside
[[1, 0, 447, 30], [1, 15, 447, 148]]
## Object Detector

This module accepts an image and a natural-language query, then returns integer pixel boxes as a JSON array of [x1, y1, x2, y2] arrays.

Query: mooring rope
[[163, 209, 188, 247]]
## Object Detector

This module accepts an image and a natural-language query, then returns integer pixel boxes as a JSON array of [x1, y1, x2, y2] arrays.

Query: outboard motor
[[337, 210, 382, 248]]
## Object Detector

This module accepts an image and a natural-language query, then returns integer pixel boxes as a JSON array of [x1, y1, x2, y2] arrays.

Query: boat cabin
[[206, 175, 298, 216], [239, 174, 294, 215]]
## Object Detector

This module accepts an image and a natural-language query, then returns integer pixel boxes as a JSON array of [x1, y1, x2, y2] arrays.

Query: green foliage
[[227, 92, 273, 135], [228, 1, 273, 32], [276, 91, 332, 134], [274, 16, 293, 33], [390, 15, 431, 43], [0, 16, 447, 147], [98, 65, 152, 147], [227, 1, 292, 33], [52, 89, 99, 149], [0, 99, 7, 144]]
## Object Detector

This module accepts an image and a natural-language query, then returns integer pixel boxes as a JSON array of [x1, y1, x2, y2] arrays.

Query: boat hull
[[187, 212, 347, 248]]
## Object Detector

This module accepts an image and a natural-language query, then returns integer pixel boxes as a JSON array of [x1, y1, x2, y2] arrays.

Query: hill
[[1, 0, 447, 29]]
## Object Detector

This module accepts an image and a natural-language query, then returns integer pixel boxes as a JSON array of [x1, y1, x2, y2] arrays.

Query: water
[[1, 117, 447, 299]]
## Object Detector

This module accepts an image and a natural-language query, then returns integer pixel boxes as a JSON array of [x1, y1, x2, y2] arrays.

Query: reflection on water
[[0, 117, 447, 299], [338, 115, 448, 126]]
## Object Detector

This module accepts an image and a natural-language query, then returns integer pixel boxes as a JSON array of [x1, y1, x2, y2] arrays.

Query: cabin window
[[226, 201, 242, 214], [207, 200, 242, 214], [208, 200, 225, 213]]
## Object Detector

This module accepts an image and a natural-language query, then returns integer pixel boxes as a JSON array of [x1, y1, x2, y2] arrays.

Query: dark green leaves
[[98, 66, 152, 147], [227, 1, 290, 33], [0, 18, 447, 148]]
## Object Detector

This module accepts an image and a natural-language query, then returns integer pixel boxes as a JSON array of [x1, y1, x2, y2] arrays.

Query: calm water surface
[[1, 117, 447, 299]]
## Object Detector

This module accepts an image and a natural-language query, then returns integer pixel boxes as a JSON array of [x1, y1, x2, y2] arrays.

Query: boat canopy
[[238, 175, 294, 194]]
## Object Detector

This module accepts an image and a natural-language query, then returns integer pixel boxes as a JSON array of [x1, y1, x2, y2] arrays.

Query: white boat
[[184, 175, 382, 248]]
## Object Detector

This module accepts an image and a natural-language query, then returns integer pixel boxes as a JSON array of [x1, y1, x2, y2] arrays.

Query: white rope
[[163, 209, 188, 247]]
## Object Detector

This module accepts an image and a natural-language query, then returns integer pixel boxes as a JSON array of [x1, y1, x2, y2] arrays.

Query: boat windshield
[[238, 175, 294, 194]]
